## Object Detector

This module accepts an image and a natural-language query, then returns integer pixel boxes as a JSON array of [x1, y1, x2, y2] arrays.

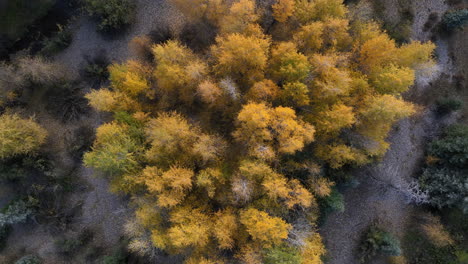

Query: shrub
[[83, 0, 135, 31], [14, 255, 42, 264], [45, 82, 90, 122], [83, 53, 109, 88], [359, 226, 401, 263], [318, 188, 345, 224], [436, 98, 463, 114], [263, 245, 301, 264], [441, 9, 468, 31], [0, 199, 35, 227], [40, 24, 73, 56], [0, 114, 47, 159], [421, 124, 468, 212], [55, 229, 93, 256]]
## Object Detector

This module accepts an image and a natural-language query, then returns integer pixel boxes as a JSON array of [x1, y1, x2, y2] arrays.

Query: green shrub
[[55, 229, 93, 256], [360, 226, 401, 263], [83, 0, 135, 31], [436, 98, 463, 114], [40, 24, 73, 56], [441, 9, 468, 31], [421, 124, 468, 212], [263, 245, 301, 264], [14, 255, 42, 264], [0, 199, 36, 228], [318, 188, 345, 224]]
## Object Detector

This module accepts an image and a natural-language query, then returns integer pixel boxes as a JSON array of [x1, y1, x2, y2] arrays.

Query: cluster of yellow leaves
[[0, 114, 47, 159], [233, 103, 315, 159]]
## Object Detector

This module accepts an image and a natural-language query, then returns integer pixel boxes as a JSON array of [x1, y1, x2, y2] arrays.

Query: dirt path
[[320, 1, 455, 263]]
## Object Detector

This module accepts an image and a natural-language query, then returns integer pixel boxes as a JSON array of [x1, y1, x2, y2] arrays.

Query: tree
[[272, 0, 295, 23], [293, 0, 346, 24], [233, 103, 315, 158], [281, 82, 310, 106], [314, 103, 356, 135], [143, 166, 194, 208], [168, 206, 212, 249], [370, 64, 415, 94], [83, 121, 140, 176], [0, 114, 47, 159], [269, 42, 311, 83], [219, 0, 259, 35], [212, 33, 271, 84], [300, 233, 326, 264], [239, 208, 291, 247], [245, 79, 280, 102], [152, 40, 206, 104], [213, 208, 238, 249]]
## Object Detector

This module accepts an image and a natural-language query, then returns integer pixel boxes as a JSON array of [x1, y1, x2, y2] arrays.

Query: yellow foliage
[[85, 89, 141, 113], [143, 166, 194, 208], [300, 233, 326, 264], [310, 54, 352, 99], [197, 80, 223, 105], [269, 42, 310, 82], [293, 22, 324, 53], [219, 0, 259, 35], [421, 214, 454, 247], [310, 177, 335, 198], [212, 33, 271, 83], [108, 61, 150, 96], [281, 82, 310, 106], [233, 103, 315, 157], [359, 33, 397, 73], [213, 208, 238, 249], [316, 144, 362, 169], [396, 41, 436, 69], [272, 0, 295, 22], [196, 167, 225, 198], [370, 64, 415, 94], [294, 0, 346, 24], [239, 208, 291, 247], [0, 114, 47, 159], [357, 94, 415, 141], [315, 103, 356, 135], [168, 206, 212, 249], [245, 79, 280, 102], [145, 112, 199, 166]]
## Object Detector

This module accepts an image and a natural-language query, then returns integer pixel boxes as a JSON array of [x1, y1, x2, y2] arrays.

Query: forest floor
[[319, 0, 465, 263]]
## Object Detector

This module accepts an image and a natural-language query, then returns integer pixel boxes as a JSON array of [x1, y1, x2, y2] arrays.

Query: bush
[[441, 9, 468, 31], [55, 229, 93, 256], [318, 188, 345, 224], [436, 98, 463, 114], [83, 0, 135, 31], [45, 82, 90, 122], [15, 255, 42, 264], [0, 114, 47, 159], [0, 199, 36, 228], [360, 226, 401, 263], [421, 124, 468, 212], [263, 245, 301, 264], [40, 24, 73, 56]]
